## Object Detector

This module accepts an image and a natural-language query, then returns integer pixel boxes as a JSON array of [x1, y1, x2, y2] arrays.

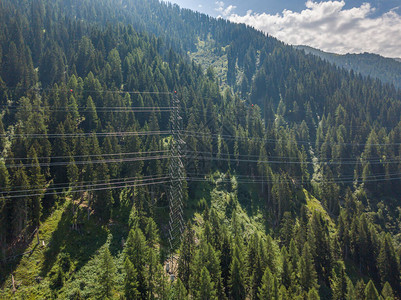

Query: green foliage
[[258, 266, 278, 300], [97, 246, 116, 298], [229, 255, 246, 300], [50, 266, 65, 290], [1, 0, 401, 299], [197, 266, 217, 300], [172, 278, 188, 300], [381, 282, 395, 300], [125, 227, 148, 298], [365, 280, 380, 300]]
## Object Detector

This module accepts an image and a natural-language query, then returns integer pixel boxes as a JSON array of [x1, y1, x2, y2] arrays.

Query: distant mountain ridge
[[296, 45, 401, 89]]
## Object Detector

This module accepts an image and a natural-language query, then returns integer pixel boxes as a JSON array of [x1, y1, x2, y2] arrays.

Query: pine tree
[[197, 267, 217, 300], [248, 233, 264, 300], [0, 160, 10, 255], [377, 233, 400, 293], [153, 261, 170, 300], [84, 96, 100, 131], [11, 165, 30, 237], [190, 240, 224, 299], [178, 221, 195, 289], [364, 280, 380, 300], [229, 255, 246, 300], [172, 278, 188, 300], [28, 148, 45, 228], [124, 258, 140, 299], [354, 279, 366, 300], [258, 266, 278, 300], [289, 239, 299, 273], [280, 212, 294, 247], [220, 226, 232, 297], [98, 246, 116, 299], [125, 227, 149, 298], [307, 210, 332, 284], [298, 242, 319, 292], [281, 247, 294, 291], [381, 282, 395, 300], [0, 117, 5, 152], [330, 262, 348, 300], [107, 48, 123, 87], [307, 288, 320, 300]]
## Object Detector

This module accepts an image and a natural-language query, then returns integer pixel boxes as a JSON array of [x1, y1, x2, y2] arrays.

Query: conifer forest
[[1, 0, 401, 299]]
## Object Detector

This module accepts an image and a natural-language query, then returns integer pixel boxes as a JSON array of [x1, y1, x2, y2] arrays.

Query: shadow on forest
[[0, 234, 37, 286], [40, 203, 108, 277], [237, 182, 264, 217]]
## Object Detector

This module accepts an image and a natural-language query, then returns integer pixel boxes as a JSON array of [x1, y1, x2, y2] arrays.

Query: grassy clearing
[[188, 172, 265, 240], [0, 199, 128, 299], [189, 36, 228, 85], [1, 201, 68, 298], [304, 189, 336, 232]]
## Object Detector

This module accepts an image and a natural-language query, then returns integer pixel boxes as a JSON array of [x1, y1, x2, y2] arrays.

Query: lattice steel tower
[[168, 91, 185, 256]]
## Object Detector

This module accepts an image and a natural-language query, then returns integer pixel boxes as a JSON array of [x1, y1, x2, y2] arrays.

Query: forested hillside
[[296, 45, 401, 89], [1, 0, 401, 299]]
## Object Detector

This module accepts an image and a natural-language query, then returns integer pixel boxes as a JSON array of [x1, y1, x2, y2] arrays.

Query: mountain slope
[[1, 0, 401, 298], [296, 45, 401, 89]]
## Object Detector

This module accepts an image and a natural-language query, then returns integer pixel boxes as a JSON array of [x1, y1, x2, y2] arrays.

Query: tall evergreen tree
[[197, 267, 217, 300], [258, 266, 278, 300], [298, 242, 319, 292], [98, 246, 116, 299], [124, 258, 140, 299], [178, 221, 195, 289], [229, 255, 246, 300], [377, 234, 400, 293], [125, 227, 149, 298], [364, 280, 380, 300]]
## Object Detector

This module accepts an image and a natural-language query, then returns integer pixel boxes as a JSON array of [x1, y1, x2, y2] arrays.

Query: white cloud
[[215, 1, 237, 18], [227, 1, 401, 58]]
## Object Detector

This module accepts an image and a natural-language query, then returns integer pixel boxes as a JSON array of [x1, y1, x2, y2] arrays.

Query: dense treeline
[[296, 46, 401, 90], [1, 0, 401, 298]]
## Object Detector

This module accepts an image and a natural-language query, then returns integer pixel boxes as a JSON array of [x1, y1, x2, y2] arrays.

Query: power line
[[2, 106, 175, 113], [1, 175, 170, 197], [4, 154, 174, 168], [1, 130, 170, 139], [1, 86, 174, 95], [2, 150, 169, 162], [184, 151, 401, 166], [185, 150, 401, 165], [1, 178, 174, 199], [185, 174, 401, 185], [182, 130, 401, 147], [0, 173, 167, 192]]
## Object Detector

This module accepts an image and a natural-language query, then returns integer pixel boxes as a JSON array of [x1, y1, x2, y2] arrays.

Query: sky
[[168, 0, 401, 58]]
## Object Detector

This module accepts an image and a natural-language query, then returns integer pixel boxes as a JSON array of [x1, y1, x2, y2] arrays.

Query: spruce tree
[[298, 242, 319, 292], [229, 255, 246, 300], [124, 258, 140, 299], [330, 262, 348, 300], [381, 282, 395, 300], [28, 148, 45, 227], [84, 96, 100, 131], [178, 221, 195, 289], [258, 266, 278, 300], [11, 165, 30, 237], [377, 234, 400, 293], [172, 278, 188, 300], [307, 288, 320, 300], [197, 267, 217, 300], [98, 246, 116, 299], [364, 280, 380, 300], [0, 160, 10, 255], [125, 227, 149, 298]]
